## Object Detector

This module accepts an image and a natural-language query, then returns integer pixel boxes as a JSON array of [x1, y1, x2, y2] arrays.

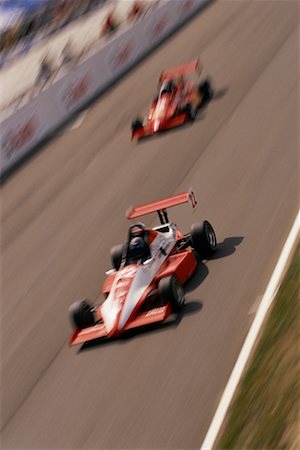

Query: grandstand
[[0, 0, 108, 67], [0, 0, 153, 118]]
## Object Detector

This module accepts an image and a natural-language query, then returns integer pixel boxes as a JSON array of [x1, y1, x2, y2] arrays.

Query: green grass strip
[[217, 245, 300, 449]]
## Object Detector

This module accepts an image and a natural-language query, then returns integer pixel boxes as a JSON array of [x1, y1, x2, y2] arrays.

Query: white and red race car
[[131, 59, 214, 140], [69, 191, 217, 346]]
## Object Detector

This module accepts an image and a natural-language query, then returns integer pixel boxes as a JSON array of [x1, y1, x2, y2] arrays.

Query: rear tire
[[69, 299, 94, 329], [111, 244, 124, 270], [199, 78, 214, 102], [188, 104, 197, 121], [181, 103, 197, 121], [191, 221, 217, 258], [158, 275, 185, 313]]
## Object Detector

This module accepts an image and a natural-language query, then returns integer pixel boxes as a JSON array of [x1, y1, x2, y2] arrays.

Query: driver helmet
[[160, 79, 175, 95], [129, 236, 146, 261]]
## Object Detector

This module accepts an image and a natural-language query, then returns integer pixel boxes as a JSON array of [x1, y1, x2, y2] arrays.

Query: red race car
[[69, 190, 217, 346], [131, 59, 214, 140]]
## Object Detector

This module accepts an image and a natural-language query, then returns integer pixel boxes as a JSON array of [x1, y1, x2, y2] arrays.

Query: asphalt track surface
[[1, 1, 299, 449]]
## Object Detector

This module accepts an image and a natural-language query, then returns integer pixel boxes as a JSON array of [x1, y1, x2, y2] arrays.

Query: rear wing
[[127, 189, 197, 224], [159, 59, 201, 83]]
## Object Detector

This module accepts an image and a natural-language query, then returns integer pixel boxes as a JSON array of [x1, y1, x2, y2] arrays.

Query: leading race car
[[131, 59, 214, 140], [69, 190, 217, 346]]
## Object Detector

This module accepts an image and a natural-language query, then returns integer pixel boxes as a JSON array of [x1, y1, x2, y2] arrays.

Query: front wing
[[69, 304, 171, 346], [70, 250, 197, 346], [132, 113, 188, 140]]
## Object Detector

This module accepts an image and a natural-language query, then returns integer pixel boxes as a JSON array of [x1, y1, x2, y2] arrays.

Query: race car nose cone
[[154, 120, 160, 132]]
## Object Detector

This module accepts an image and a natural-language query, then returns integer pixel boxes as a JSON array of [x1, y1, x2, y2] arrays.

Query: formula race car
[[69, 190, 217, 346], [131, 59, 214, 140]]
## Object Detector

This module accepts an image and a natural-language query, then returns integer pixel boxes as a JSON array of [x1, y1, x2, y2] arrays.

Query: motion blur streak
[[1, 1, 299, 449], [200, 209, 300, 450]]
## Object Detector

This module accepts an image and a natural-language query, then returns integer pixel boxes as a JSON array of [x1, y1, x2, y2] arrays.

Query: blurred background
[[0, 0, 152, 116], [0, 0, 108, 62], [1, 1, 298, 449]]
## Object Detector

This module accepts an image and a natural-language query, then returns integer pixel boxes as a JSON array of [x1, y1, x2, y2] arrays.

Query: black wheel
[[69, 299, 95, 329], [131, 118, 143, 132], [111, 244, 124, 270], [191, 221, 217, 258], [158, 275, 185, 313], [188, 104, 198, 121], [180, 103, 197, 121], [199, 78, 214, 102]]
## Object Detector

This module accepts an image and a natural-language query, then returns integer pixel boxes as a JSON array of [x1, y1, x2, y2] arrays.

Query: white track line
[[200, 209, 300, 450], [70, 111, 87, 130]]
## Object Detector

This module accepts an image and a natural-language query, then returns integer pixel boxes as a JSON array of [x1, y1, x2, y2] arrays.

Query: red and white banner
[[61, 73, 93, 111], [0, 105, 43, 172], [1, 116, 38, 162]]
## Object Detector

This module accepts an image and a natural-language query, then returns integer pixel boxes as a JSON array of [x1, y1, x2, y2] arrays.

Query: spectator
[[60, 40, 76, 67], [35, 53, 54, 87], [0, 0, 109, 64], [100, 10, 118, 38], [127, 1, 144, 22]]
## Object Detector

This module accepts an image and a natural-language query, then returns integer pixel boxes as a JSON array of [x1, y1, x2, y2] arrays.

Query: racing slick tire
[[198, 78, 214, 103], [181, 103, 197, 121], [111, 244, 124, 270], [69, 299, 95, 329], [191, 221, 217, 258], [188, 104, 198, 121], [131, 118, 143, 132], [158, 275, 185, 313]]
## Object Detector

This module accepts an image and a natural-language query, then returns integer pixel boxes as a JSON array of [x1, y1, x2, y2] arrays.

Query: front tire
[[199, 78, 214, 102], [131, 118, 143, 132], [191, 221, 217, 258], [188, 104, 198, 121], [158, 275, 185, 313], [69, 299, 95, 329], [181, 103, 197, 121]]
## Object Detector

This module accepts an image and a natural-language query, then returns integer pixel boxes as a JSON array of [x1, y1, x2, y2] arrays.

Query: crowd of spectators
[[2, 0, 158, 112], [34, 41, 78, 89], [32, 1, 150, 88], [0, 0, 107, 58], [33, 1, 148, 88], [100, 1, 147, 38]]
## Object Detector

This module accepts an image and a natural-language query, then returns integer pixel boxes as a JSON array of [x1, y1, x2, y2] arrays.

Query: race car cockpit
[[125, 223, 152, 264], [159, 79, 175, 96]]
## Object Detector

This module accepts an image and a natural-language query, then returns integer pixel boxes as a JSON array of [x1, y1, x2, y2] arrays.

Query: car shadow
[[194, 85, 230, 121], [213, 85, 230, 100], [185, 260, 209, 292], [209, 236, 244, 260], [183, 236, 243, 292], [120, 300, 203, 341]]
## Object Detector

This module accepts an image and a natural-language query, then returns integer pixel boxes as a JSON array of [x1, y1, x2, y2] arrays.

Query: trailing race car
[[69, 190, 217, 346], [131, 59, 214, 140]]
